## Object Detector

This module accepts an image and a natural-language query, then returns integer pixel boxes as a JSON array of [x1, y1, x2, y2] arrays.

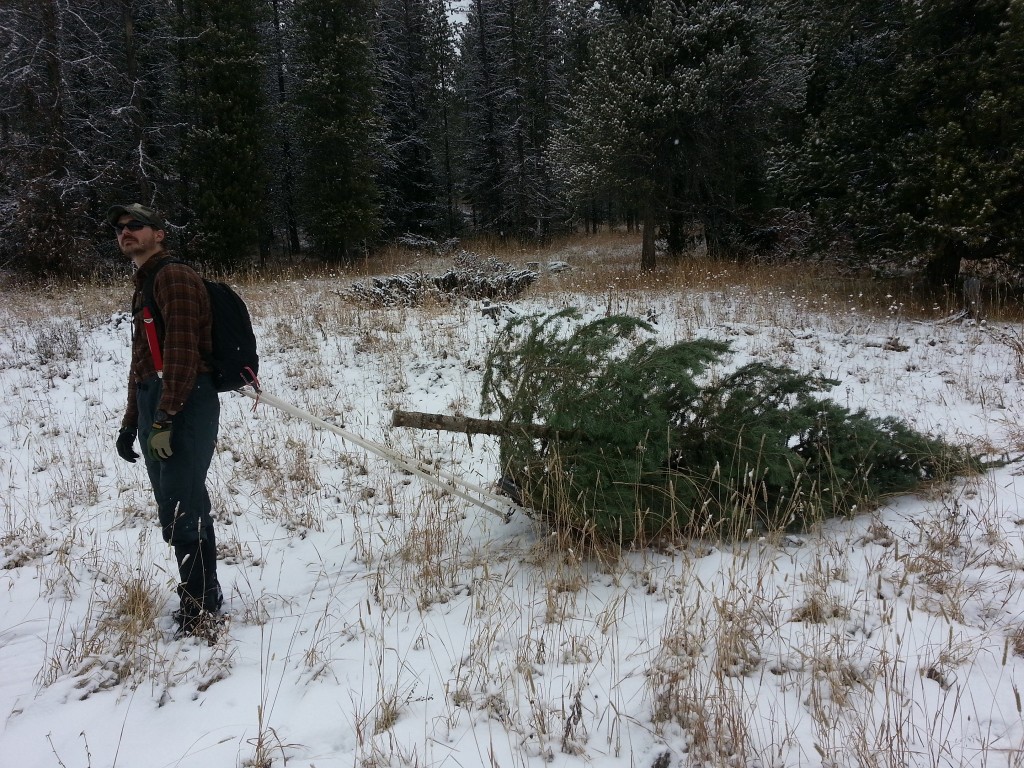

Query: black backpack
[[141, 259, 259, 392]]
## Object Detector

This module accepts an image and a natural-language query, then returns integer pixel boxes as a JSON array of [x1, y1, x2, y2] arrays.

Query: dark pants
[[138, 374, 222, 614]]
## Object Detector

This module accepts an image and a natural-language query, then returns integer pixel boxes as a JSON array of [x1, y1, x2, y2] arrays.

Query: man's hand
[[116, 427, 140, 463], [147, 419, 174, 460]]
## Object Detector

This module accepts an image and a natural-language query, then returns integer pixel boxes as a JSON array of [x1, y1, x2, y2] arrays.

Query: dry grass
[[39, 537, 168, 692]]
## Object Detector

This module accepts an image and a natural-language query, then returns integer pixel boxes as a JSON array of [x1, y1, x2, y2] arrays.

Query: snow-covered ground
[[3, 250, 1024, 767]]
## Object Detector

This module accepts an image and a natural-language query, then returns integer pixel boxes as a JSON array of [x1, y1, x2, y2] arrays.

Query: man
[[109, 202, 223, 638]]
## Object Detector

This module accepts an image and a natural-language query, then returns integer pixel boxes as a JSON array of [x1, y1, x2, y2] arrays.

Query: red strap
[[241, 366, 261, 409], [142, 306, 164, 376]]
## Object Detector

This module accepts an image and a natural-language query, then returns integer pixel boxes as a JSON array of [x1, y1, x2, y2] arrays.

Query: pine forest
[[1, 0, 1021, 284]]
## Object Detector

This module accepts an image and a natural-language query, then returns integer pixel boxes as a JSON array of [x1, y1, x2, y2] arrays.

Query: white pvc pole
[[237, 387, 516, 521]]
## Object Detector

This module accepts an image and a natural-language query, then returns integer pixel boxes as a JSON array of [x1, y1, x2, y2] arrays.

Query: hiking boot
[[173, 609, 224, 643], [173, 578, 222, 624], [204, 581, 224, 613], [172, 600, 222, 627]]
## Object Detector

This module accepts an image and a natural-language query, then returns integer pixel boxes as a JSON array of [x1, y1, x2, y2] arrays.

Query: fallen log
[[391, 409, 555, 439]]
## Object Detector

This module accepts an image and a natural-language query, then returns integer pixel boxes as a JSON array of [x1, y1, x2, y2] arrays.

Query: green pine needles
[[482, 310, 976, 545]]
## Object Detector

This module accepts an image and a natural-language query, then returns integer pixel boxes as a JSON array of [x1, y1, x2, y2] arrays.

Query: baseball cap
[[106, 202, 166, 231]]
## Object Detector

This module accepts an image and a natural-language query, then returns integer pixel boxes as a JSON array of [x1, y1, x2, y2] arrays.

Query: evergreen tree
[[556, 0, 625, 233], [457, 0, 502, 232], [902, 0, 1024, 284], [458, 0, 566, 238], [784, 0, 1023, 284], [483, 310, 975, 545], [265, 0, 302, 257], [176, 0, 270, 266], [290, 0, 382, 261], [551, 0, 804, 270], [433, 0, 463, 238], [375, 0, 456, 239]]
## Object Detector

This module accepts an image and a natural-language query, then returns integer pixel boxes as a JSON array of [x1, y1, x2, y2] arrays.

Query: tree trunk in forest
[[641, 197, 657, 271], [121, 2, 150, 198], [174, 0, 191, 261], [667, 215, 686, 258], [271, 0, 300, 255], [443, 102, 456, 238], [924, 239, 964, 288]]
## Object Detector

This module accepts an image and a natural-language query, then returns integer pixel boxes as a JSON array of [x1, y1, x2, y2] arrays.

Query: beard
[[120, 236, 161, 260]]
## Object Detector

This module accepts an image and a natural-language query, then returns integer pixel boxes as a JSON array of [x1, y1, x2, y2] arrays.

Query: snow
[[3, 261, 1024, 767]]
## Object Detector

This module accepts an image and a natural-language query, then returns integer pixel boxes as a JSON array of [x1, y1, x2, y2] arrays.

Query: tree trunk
[[271, 0, 300, 255], [924, 239, 964, 288], [641, 196, 657, 271], [666, 214, 686, 258], [121, 2, 151, 198], [174, 0, 191, 261], [391, 409, 556, 439]]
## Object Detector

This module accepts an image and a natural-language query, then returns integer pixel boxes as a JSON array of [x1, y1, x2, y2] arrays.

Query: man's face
[[116, 215, 165, 263]]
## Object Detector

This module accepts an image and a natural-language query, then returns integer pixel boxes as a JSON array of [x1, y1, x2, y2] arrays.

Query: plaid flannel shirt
[[123, 253, 212, 429]]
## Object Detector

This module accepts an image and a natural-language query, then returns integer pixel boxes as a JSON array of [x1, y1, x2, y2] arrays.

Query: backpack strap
[[139, 257, 183, 327], [138, 257, 188, 372]]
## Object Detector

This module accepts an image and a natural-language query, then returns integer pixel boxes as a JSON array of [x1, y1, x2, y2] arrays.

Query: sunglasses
[[114, 220, 150, 234]]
